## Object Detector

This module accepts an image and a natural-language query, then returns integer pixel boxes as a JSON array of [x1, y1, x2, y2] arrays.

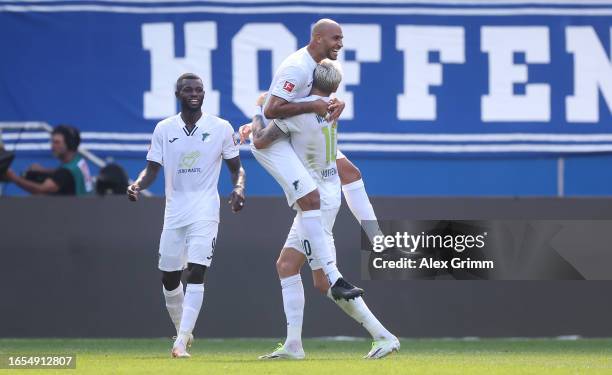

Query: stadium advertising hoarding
[[0, 0, 611, 155]]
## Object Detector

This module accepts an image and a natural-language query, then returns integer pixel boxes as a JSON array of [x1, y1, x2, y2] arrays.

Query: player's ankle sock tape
[[341, 179, 365, 192], [280, 274, 302, 288], [163, 282, 184, 296]]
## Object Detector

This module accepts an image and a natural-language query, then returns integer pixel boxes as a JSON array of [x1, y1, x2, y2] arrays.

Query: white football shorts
[[250, 137, 317, 208], [336, 149, 346, 159], [158, 220, 218, 271], [283, 208, 340, 270]]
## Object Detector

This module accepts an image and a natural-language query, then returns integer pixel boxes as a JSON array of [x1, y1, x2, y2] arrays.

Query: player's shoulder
[[201, 113, 234, 132], [154, 114, 181, 132], [279, 47, 315, 74]]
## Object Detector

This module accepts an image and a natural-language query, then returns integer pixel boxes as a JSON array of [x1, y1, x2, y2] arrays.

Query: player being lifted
[[241, 19, 383, 250], [127, 73, 246, 358], [253, 60, 399, 359], [242, 19, 367, 302]]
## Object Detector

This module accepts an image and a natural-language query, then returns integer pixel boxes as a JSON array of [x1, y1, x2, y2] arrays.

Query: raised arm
[[224, 156, 246, 212], [127, 161, 161, 201], [264, 95, 328, 120], [251, 114, 288, 150]]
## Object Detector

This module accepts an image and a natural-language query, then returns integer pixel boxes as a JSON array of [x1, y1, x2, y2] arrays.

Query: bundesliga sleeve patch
[[282, 81, 295, 93]]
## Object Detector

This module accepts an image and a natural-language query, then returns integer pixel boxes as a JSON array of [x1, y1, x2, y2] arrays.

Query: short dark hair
[[176, 73, 202, 92], [52, 125, 81, 152]]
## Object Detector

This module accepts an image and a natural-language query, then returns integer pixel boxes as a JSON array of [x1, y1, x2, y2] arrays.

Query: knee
[[340, 163, 361, 185], [186, 263, 207, 284], [276, 257, 299, 278], [161, 270, 182, 291], [297, 189, 320, 211]]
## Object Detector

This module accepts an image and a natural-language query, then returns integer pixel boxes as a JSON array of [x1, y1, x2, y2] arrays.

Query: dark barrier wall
[[2, 196, 612, 338]]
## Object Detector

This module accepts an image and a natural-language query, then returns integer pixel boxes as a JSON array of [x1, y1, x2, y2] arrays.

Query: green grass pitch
[[1, 338, 611, 374]]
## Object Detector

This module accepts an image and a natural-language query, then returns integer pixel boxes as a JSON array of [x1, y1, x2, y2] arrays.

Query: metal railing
[[0, 122, 152, 197]]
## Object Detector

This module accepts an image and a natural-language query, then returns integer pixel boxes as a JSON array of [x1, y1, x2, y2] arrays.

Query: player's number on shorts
[[322, 124, 337, 163], [302, 240, 312, 256]]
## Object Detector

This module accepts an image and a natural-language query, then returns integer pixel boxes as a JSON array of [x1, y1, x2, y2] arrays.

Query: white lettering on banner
[[566, 27, 612, 123], [334, 24, 382, 120], [481, 26, 550, 122], [396, 26, 465, 121], [142, 22, 219, 119], [232, 23, 297, 117]]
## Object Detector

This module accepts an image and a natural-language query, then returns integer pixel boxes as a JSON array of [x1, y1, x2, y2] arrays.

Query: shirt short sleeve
[[50, 167, 75, 195], [270, 66, 307, 102], [146, 123, 163, 165], [222, 122, 240, 160]]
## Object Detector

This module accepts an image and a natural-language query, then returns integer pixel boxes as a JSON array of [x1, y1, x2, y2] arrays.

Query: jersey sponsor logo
[[321, 167, 337, 179], [282, 81, 295, 93], [292, 179, 300, 191], [201, 132, 211, 143], [169, 137, 179, 143], [178, 150, 202, 174]]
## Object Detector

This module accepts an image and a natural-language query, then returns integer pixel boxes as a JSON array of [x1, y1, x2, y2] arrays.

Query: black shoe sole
[[331, 287, 365, 301]]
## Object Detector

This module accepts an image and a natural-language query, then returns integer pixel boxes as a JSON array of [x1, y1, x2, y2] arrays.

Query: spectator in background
[[2, 125, 93, 195]]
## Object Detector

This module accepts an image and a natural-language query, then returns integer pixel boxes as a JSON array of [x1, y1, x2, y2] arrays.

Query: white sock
[[327, 289, 394, 341], [163, 282, 184, 335], [178, 283, 204, 336], [300, 210, 342, 285], [342, 179, 384, 246], [280, 274, 304, 351]]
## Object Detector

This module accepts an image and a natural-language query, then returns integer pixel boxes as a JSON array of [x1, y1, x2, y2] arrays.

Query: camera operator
[[3, 125, 93, 196]]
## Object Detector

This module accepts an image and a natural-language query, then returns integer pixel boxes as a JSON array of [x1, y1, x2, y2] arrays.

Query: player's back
[[275, 95, 341, 210]]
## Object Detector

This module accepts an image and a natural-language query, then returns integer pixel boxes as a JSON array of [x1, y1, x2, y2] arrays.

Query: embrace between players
[[127, 18, 399, 360]]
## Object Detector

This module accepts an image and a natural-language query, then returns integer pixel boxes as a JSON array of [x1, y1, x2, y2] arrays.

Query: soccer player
[[127, 73, 245, 358], [244, 18, 364, 303], [240, 18, 384, 248], [254, 60, 399, 360]]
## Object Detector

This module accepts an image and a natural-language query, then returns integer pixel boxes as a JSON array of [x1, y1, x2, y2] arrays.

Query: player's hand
[[313, 99, 330, 117], [238, 124, 252, 144], [127, 183, 141, 202], [255, 92, 267, 107], [228, 187, 245, 213], [327, 98, 345, 122]]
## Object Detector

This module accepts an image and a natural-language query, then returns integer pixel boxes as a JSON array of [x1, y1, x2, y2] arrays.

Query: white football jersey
[[147, 113, 239, 229], [267, 46, 317, 104], [275, 95, 341, 210]]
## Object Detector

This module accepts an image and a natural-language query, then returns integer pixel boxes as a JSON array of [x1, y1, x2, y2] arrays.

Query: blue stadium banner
[[0, 0, 611, 155]]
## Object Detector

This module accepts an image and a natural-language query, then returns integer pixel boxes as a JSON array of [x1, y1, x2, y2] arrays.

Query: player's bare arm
[[224, 156, 246, 212], [4, 169, 60, 195], [127, 161, 160, 201], [251, 115, 288, 150], [264, 95, 329, 119]]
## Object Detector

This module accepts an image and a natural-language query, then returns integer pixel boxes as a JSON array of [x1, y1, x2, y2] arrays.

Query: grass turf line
[[1, 338, 611, 374]]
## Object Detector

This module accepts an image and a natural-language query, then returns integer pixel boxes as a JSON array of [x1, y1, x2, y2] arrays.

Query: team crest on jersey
[[201, 132, 211, 143], [283, 81, 295, 93]]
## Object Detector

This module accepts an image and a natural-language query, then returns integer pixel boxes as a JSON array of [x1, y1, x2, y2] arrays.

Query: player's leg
[[260, 240, 307, 360], [172, 220, 217, 358], [312, 209, 400, 359], [251, 140, 360, 298], [337, 152, 385, 247], [158, 226, 188, 341]]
